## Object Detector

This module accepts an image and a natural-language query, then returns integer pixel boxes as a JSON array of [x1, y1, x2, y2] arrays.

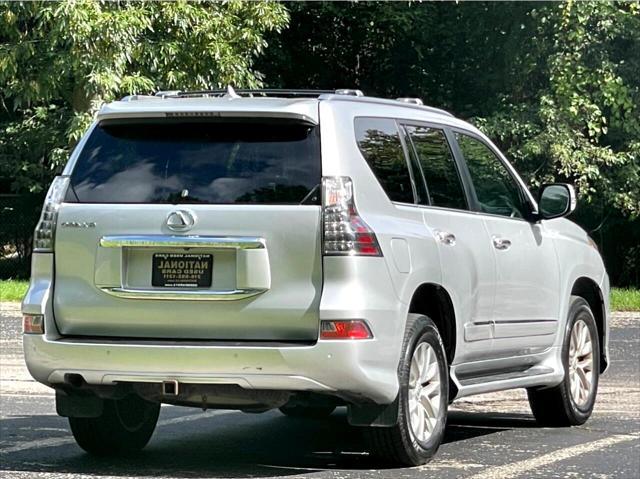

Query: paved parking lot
[[1, 302, 638, 478]]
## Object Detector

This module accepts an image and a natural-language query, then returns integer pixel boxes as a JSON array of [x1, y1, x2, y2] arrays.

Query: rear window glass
[[68, 119, 321, 204]]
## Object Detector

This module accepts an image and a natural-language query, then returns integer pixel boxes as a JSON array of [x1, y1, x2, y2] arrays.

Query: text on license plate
[[152, 253, 213, 288]]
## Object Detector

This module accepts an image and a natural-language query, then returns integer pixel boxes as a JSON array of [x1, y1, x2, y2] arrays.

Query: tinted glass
[[456, 133, 528, 218], [401, 127, 430, 205], [355, 118, 414, 203], [406, 126, 467, 210], [69, 119, 321, 204]]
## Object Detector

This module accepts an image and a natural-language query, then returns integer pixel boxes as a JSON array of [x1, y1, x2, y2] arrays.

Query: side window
[[405, 125, 467, 210], [355, 118, 414, 204], [456, 133, 528, 219]]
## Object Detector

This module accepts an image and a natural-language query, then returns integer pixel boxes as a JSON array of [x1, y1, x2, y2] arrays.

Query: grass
[[0, 279, 638, 311], [610, 287, 640, 312], [0, 279, 28, 302]]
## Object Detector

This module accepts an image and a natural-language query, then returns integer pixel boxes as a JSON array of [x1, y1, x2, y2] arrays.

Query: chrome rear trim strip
[[99, 235, 265, 250], [99, 286, 266, 301]]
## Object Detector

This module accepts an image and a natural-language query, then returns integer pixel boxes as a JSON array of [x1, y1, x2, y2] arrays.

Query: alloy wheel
[[408, 342, 442, 443], [568, 319, 594, 407]]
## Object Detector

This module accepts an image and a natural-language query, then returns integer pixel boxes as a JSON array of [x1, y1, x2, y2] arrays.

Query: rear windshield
[[68, 119, 321, 205]]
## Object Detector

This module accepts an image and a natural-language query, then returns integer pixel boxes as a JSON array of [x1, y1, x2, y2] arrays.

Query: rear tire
[[527, 296, 600, 426], [279, 404, 336, 419], [365, 314, 448, 466], [69, 394, 160, 456]]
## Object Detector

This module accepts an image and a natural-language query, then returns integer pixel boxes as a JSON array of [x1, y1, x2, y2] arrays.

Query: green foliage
[[610, 287, 640, 312], [258, 1, 640, 286], [0, 0, 288, 193], [0, 279, 28, 302], [261, 1, 639, 219], [477, 1, 640, 218]]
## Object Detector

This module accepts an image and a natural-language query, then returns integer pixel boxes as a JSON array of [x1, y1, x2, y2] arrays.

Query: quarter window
[[355, 118, 414, 204], [456, 133, 529, 219], [406, 126, 467, 210]]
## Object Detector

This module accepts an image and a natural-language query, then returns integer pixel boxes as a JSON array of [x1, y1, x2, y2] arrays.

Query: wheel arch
[[407, 283, 457, 366], [571, 276, 607, 373]]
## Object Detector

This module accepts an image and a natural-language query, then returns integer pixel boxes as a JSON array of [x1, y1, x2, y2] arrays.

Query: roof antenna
[[224, 85, 241, 99]]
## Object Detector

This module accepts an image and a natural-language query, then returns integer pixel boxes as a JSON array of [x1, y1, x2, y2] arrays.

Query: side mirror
[[538, 183, 576, 220]]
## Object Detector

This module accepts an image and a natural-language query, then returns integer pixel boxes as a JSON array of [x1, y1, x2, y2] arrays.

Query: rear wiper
[[299, 184, 320, 205]]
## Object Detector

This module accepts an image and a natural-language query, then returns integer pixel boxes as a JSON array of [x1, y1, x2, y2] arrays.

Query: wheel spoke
[[420, 347, 431, 384], [577, 357, 592, 371], [581, 323, 589, 350], [421, 388, 440, 417], [425, 361, 438, 383], [571, 328, 579, 352], [577, 366, 591, 390], [571, 374, 580, 400], [415, 404, 425, 438], [422, 381, 439, 400], [579, 338, 592, 357], [424, 407, 433, 433], [409, 358, 419, 389]]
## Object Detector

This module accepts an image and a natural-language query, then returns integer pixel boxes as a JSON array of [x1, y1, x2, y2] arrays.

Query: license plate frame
[[151, 253, 213, 288]]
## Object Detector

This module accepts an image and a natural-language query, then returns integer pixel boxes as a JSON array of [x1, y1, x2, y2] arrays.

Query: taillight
[[23, 314, 45, 334], [322, 176, 382, 256], [320, 320, 373, 339], [33, 176, 70, 253]]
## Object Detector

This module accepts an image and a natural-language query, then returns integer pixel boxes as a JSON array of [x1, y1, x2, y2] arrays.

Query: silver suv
[[22, 88, 609, 465]]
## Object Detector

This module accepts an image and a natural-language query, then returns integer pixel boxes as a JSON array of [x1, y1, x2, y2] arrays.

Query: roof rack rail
[[119, 87, 453, 117], [335, 89, 364, 97], [396, 97, 424, 105], [140, 87, 367, 100], [155, 90, 182, 98]]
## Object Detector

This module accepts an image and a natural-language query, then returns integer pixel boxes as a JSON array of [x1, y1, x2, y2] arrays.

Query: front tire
[[365, 314, 448, 466], [69, 394, 160, 456], [527, 296, 600, 426]]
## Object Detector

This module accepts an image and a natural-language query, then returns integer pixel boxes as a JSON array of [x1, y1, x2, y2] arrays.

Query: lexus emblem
[[166, 210, 196, 232]]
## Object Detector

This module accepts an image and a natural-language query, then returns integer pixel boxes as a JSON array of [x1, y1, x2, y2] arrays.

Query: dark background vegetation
[[1, 1, 638, 286]]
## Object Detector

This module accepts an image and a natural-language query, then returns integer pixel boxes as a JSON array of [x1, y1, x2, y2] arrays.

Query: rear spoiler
[[97, 110, 318, 126]]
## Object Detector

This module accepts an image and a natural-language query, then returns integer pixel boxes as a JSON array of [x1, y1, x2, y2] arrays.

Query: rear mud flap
[[347, 395, 399, 427]]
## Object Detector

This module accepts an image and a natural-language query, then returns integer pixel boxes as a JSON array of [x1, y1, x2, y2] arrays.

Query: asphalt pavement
[[1, 301, 638, 478]]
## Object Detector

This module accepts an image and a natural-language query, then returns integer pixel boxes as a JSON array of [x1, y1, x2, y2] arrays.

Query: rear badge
[[61, 221, 96, 228], [166, 210, 196, 232]]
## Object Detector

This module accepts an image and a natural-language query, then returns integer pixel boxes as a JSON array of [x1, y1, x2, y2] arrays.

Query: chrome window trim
[[391, 201, 531, 224], [99, 286, 266, 301]]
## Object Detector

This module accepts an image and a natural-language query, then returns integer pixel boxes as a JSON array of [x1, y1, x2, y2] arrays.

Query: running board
[[451, 364, 564, 399], [458, 366, 554, 387]]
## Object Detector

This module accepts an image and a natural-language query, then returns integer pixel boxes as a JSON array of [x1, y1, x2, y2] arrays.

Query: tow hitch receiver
[[162, 379, 180, 396]]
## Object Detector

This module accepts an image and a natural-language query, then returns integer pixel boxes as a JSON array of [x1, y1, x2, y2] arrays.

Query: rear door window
[[68, 119, 321, 204], [405, 125, 468, 210], [354, 118, 415, 204]]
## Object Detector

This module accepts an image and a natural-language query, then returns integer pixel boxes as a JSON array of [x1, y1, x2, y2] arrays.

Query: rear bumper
[[22, 255, 406, 405], [24, 335, 398, 404]]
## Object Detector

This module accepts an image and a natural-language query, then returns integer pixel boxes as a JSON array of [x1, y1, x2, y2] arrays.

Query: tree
[[476, 2, 640, 287], [260, 1, 639, 215], [258, 1, 639, 286], [0, 0, 288, 194], [477, 1, 640, 218]]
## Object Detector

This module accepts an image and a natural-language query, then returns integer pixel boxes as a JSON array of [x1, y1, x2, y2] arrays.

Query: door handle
[[435, 230, 456, 246], [492, 236, 512, 250]]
